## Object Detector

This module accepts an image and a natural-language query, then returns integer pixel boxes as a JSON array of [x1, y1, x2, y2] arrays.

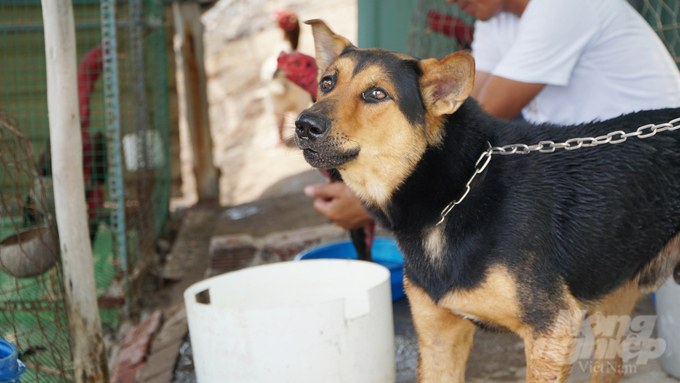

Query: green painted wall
[[358, 0, 418, 53]]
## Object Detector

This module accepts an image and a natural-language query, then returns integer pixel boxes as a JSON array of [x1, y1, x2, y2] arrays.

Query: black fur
[[299, 47, 680, 334], [367, 99, 680, 331]]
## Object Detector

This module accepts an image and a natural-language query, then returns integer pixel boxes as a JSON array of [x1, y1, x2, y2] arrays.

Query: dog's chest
[[435, 264, 524, 332], [399, 231, 524, 331]]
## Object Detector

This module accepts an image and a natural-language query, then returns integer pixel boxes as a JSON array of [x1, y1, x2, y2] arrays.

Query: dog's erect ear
[[419, 51, 475, 117], [305, 19, 353, 79]]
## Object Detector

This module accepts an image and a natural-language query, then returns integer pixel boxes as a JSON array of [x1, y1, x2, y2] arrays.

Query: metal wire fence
[[407, 0, 474, 59], [0, 1, 171, 381], [407, 0, 680, 72], [638, 0, 680, 66], [0, 111, 72, 382]]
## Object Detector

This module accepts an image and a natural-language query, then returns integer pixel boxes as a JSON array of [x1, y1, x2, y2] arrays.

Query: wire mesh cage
[[0, 111, 72, 382], [0, 1, 171, 381], [637, 0, 680, 66], [406, 0, 474, 59], [406, 0, 680, 71]]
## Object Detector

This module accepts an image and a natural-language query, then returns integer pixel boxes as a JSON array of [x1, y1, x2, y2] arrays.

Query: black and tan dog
[[295, 20, 680, 383]]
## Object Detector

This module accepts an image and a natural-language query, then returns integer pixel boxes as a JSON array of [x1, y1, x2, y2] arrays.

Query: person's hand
[[304, 182, 373, 230]]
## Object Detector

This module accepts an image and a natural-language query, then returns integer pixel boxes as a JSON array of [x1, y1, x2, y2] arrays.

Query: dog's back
[[371, 100, 680, 325], [511, 107, 680, 296]]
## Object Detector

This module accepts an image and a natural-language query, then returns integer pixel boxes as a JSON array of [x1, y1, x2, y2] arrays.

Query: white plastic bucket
[[656, 277, 680, 378], [184, 259, 396, 383]]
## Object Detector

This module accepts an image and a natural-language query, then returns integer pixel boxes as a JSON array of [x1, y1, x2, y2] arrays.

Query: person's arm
[[474, 73, 545, 120], [470, 0, 598, 121]]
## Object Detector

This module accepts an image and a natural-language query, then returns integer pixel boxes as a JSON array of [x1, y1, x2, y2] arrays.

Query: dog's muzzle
[[295, 111, 330, 145], [295, 111, 359, 169]]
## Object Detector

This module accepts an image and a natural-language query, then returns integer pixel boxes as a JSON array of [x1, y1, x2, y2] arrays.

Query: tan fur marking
[[305, 19, 352, 79], [419, 52, 475, 143], [586, 282, 640, 383], [438, 264, 524, 332], [404, 278, 476, 383], [423, 226, 447, 263], [635, 231, 680, 293], [520, 294, 583, 383], [419, 52, 475, 127], [408, 267, 584, 383]]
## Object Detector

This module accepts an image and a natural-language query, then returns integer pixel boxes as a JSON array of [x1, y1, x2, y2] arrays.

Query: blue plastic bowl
[[295, 238, 406, 301], [0, 339, 25, 383]]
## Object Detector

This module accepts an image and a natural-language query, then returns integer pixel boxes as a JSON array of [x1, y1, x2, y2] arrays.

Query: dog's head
[[296, 20, 474, 208]]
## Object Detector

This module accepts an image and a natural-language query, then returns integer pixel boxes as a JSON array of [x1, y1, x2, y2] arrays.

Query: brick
[[117, 335, 152, 366], [141, 370, 173, 383], [151, 310, 188, 353], [209, 234, 259, 273], [98, 295, 126, 309], [111, 362, 143, 383], [123, 311, 163, 346], [112, 310, 164, 382], [138, 308, 190, 382], [137, 339, 183, 382]]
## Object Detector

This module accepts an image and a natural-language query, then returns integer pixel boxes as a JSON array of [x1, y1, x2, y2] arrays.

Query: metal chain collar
[[436, 117, 680, 226]]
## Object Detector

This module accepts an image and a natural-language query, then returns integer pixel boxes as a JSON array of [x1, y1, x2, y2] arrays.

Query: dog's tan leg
[[404, 277, 476, 383], [521, 297, 583, 383], [587, 282, 640, 383]]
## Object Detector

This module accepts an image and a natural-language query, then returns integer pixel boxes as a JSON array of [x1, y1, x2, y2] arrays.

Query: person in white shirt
[[457, 0, 680, 124], [307, 0, 680, 230]]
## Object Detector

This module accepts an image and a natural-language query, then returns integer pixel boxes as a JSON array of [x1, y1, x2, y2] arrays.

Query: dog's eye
[[371, 89, 386, 99], [362, 87, 390, 103], [320, 75, 335, 92]]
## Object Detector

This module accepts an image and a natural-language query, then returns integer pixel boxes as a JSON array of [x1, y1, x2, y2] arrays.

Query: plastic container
[[0, 339, 25, 383], [655, 277, 680, 378], [184, 259, 396, 383], [295, 238, 406, 301]]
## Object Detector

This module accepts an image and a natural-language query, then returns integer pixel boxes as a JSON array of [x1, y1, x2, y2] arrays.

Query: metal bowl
[[0, 226, 59, 278]]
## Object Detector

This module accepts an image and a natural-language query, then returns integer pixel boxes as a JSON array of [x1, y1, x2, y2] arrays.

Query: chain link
[[437, 117, 680, 226], [436, 146, 492, 225]]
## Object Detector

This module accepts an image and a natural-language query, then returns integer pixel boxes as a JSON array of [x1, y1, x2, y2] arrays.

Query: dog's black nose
[[295, 113, 329, 141]]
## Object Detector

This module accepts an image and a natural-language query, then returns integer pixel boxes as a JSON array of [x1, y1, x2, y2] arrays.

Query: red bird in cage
[[77, 47, 108, 242], [260, 10, 313, 145], [426, 9, 474, 49], [275, 50, 375, 261], [275, 51, 318, 101], [275, 9, 300, 51], [31, 45, 107, 243]]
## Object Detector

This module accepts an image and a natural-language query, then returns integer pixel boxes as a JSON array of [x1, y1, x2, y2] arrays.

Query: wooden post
[[40, 1, 109, 382], [173, 1, 220, 201]]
